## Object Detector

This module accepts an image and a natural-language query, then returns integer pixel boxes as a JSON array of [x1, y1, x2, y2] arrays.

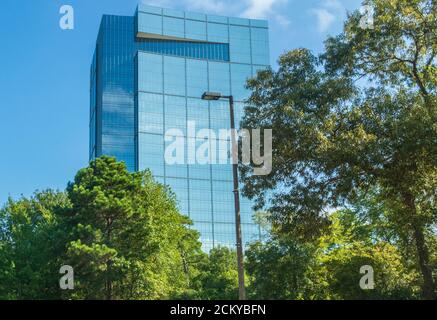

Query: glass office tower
[[90, 4, 270, 251]]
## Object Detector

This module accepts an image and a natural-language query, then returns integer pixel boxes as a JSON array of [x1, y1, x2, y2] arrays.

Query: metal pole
[[228, 95, 246, 300]]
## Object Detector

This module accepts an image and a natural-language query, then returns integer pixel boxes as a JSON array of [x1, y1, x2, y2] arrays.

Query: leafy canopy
[[240, 0, 436, 298]]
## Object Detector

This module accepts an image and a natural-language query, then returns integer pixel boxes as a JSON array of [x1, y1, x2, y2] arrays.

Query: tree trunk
[[412, 222, 434, 299], [403, 192, 434, 300]]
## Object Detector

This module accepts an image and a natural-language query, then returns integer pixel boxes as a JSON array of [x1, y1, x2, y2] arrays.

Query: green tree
[[191, 247, 239, 300], [313, 210, 419, 299], [1, 157, 249, 300], [246, 239, 315, 300], [240, 0, 436, 299], [0, 191, 70, 299], [61, 156, 204, 299], [245, 209, 419, 300]]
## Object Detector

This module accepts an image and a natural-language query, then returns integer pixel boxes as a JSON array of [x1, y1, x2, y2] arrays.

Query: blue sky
[[0, 0, 363, 205]]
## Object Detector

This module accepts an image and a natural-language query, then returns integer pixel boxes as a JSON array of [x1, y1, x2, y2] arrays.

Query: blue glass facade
[[90, 5, 270, 251]]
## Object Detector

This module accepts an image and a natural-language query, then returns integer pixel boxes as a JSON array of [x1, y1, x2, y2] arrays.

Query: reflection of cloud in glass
[[142, 0, 290, 27]]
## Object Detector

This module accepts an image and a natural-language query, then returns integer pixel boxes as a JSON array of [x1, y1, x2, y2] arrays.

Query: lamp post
[[201, 92, 246, 300]]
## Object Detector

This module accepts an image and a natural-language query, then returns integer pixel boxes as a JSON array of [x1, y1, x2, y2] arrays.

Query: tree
[[0, 191, 70, 299], [246, 239, 315, 300], [0, 157, 208, 300], [313, 210, 420, 300], [61, 156, 204, 299], [245, 209, 420, 300], [191, 247, 240, 300], [240, 0, 436, 299], [1, 157, 254, 300]]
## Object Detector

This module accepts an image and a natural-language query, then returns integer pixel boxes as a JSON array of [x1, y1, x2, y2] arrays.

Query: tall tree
[[240, 0, 436, 299], [62, 156, 204, 299]]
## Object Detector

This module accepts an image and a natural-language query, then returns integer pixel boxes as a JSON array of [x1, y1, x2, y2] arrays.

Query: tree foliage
[[240, 0, 436, 298], [246, 209, 421, 300], [189, 247, 240, 300], [60, 156, 204, 299], [0, 191, 70, 299], [246, 238, 315, 299], [0, 157, 205, 300], [0, 156, 433, 299], [1, 0, 436, 300]]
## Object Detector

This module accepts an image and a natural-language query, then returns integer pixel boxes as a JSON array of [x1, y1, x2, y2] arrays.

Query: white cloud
[[141, 0, 290, 26], [312, 8, 335, 32], [324, 0, 343, 11], [311, 0, 345, 33], [275, 14, 291, 27], [179, 0, 230, 13], [242, 0, 278, 19]]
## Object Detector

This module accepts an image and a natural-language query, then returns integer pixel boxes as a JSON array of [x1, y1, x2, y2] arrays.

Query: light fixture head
[[201, 92, 222, 101]]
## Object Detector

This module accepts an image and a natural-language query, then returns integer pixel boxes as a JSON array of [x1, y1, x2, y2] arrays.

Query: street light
[[201, 92, 222, 101], [202, 91, 246, 300]]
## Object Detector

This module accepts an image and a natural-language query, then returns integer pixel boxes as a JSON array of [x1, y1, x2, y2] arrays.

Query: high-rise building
[[90, 4, 270, 251]]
